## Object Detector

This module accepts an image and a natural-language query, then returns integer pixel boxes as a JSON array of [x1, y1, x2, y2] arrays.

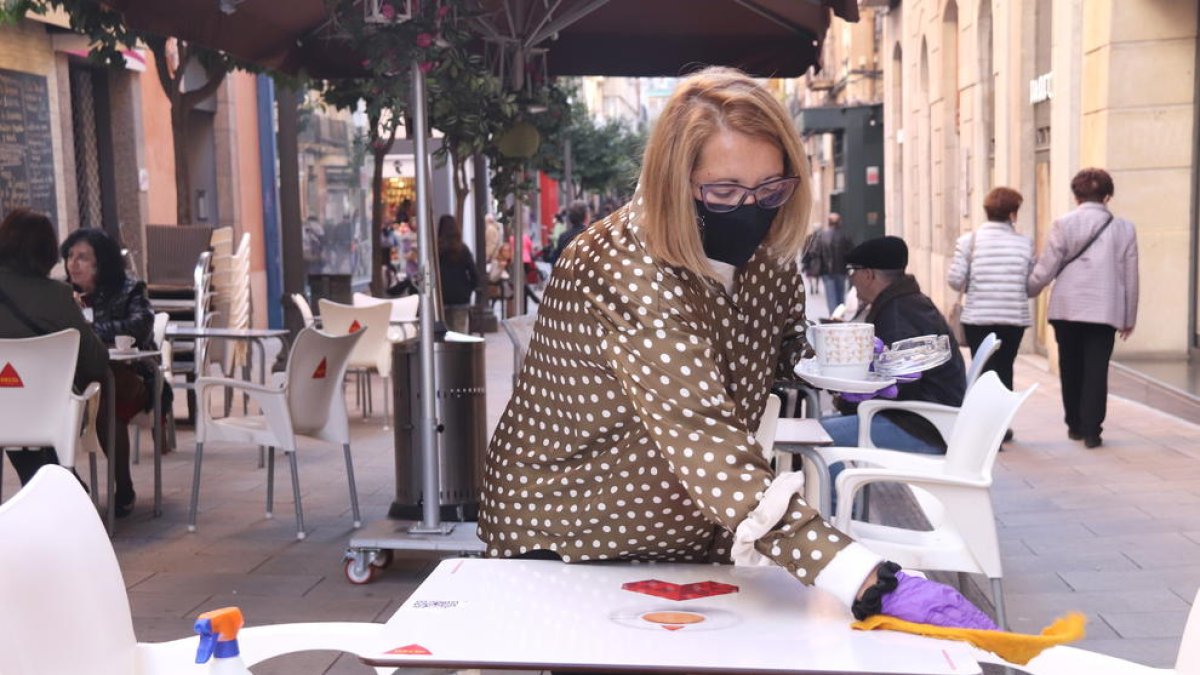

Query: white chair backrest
[[285, 328, 362, 433], [291, 293, 315, 326], [0, 330, 79, 449], [501, 312, 538, 373], [0, 465, 138, 675], [353, 292, 419, 323], [964, 332, 1001, 389], [318, 299, 391, 372], [151, 312, 169, 348], [943, 371, 1036, 479], [1177, 588, 1200, 674], [755, 393, 782, 461]]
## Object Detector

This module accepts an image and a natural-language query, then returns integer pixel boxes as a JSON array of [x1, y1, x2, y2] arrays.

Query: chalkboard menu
[[0, 68, 57, 222]]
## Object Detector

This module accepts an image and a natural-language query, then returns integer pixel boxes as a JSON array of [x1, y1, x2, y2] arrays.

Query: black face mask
[[695, 200, 777, 267]]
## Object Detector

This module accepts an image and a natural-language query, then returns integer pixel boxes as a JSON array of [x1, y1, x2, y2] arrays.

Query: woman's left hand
[[881, 571, 998, 630]]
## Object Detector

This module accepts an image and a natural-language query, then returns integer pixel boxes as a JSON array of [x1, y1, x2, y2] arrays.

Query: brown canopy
[[95, 0, 857, 78]]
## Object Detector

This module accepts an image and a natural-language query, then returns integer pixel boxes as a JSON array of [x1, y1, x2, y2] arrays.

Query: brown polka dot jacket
[[480, 201, 879, 604]]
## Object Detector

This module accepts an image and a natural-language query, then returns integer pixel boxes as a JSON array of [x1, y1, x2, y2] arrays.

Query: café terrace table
[[102, 348, 164, 533], [360, 558, 983, 674]]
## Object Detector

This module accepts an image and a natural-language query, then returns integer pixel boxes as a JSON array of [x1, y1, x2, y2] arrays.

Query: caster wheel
[[371, 549, 394, 569], [344, 557, 379, 585]]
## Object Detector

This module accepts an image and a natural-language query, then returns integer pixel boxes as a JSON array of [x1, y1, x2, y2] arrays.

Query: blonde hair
[[639, 66, 813, 278]]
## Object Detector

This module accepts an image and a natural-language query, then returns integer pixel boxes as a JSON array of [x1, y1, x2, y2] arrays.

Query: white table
[[104, 349, 164, 532], [361, 559, 981, 674]]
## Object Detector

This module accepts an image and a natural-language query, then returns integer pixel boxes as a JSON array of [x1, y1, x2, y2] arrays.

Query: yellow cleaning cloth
[[851, 612, 1087, 666]]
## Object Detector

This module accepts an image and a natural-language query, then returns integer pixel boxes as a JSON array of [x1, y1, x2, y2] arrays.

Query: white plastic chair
[[0, 465, 396, 675], [320, 299, 394, 429], [811, 372, 1036, 629], [353, 291, 418, 341], [130, 312, 171, 464], [500, 310, 538, 388], [964, 331, 1002, 389], [854, 332, 1003, 446], [755, 393, 782, 465], [0, 330, 102, 502], [291, 293, 316, 327], [190, 327, 364, 540]]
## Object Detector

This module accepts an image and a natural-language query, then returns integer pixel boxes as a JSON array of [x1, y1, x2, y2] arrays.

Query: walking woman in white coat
[[947, 186, 1034, 392]]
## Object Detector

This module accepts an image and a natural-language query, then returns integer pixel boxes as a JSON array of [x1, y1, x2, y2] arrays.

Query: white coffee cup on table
[[114, 335, 135, 352], [805, 322, 875, 380]]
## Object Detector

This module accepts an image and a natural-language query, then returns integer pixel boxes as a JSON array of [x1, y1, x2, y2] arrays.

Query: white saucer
[[109, 348, 138, 355], [793, 359, 897, 394]]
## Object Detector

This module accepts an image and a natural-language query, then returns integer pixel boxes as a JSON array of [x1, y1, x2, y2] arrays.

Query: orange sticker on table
[[387, 644, 431, 655], [0, 363, 23, 388], [312, 357, 327, 379], [348, 319, 363, 333]]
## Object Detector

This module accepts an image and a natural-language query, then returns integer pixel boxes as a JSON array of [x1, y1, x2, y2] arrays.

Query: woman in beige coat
[[479, 67, 996, 629], [1028, 168, 1139, 448]]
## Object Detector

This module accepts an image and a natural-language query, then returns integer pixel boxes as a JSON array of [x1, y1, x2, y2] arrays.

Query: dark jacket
[[84, 278, 155, 350], [815, 226, 855, 276], [0, 266, 110, 389], [439, 246, 478, 306], [550, 224, 587, 265], [837, 274, 967, 448]]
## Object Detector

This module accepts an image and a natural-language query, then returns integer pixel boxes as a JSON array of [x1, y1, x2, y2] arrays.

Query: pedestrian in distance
[[1028, 167, 1139, 449], [815, 212, 855, 314]]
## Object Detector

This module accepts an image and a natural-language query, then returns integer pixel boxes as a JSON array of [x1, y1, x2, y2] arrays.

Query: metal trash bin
[[389, 337, 487, 521]]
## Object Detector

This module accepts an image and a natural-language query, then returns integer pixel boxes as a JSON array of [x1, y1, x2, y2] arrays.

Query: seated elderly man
[[820, 236, 966, 454]]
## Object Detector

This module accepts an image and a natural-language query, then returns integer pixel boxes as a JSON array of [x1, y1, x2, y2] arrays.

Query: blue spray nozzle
[[194, 607, 244, 664], [194, 617, 217, 664]]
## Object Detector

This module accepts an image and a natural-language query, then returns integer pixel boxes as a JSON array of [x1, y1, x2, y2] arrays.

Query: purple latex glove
[[839, 384, 898, 403], [880, 571, 998, 630]]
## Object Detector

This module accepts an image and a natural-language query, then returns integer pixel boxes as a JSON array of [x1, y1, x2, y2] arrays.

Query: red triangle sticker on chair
[[348, 319, 363, 333], [312, 357, 327, 379], [0, 362, 23, 388], [386, 644, 431, 655]]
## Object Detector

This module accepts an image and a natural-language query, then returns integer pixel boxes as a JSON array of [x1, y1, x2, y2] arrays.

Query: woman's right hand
[[880, 571, 997, 630]]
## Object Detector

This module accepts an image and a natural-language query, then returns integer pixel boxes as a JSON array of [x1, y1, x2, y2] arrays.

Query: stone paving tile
[[1101, 610, 1191, 639], [1077, 638, 1183, 669], [130, 571, 323, 597]]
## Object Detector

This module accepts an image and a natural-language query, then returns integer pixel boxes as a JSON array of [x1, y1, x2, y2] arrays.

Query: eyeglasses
[[694, 177, 800, 213]]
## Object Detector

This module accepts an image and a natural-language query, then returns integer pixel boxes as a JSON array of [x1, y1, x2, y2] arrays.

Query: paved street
[[4, 332, 1199, 672]]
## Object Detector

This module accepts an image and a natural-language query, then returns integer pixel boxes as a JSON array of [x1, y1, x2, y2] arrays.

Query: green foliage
[[558, 97, 645, 199]]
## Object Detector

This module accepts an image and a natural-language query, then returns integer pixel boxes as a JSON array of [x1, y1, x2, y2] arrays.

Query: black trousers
[[4, 447, 60, 485], [1051, 320, 1116, 438], [962, 324, 1026, 390]]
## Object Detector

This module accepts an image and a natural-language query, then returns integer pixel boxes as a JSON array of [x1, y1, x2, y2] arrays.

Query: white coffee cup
[[805, 322, 875, 380], [114, 335, 136, 352], [81, 307, 94, 323]]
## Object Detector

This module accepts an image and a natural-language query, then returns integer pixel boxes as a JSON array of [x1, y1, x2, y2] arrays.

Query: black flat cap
[[846, 236, 908, 270]]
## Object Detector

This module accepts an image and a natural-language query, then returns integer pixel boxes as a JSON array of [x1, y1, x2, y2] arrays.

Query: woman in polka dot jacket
[[479, 67, 995, 630]]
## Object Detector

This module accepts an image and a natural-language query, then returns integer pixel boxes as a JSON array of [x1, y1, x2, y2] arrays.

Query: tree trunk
[[370, 143, 387, 296], [171, 102, 193, 224]]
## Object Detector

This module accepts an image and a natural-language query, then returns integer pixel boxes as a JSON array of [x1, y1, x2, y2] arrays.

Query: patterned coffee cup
[[805, 322, 875, 380]]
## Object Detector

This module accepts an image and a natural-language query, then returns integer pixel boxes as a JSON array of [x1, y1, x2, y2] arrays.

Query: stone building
[[818, 1, 1198, 404]]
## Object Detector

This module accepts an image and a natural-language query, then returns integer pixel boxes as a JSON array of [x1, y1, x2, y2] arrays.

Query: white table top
[[107, 349, 161, 362], [164, 326, 289, 339], [363, 559, 980, 674], [774, 418, 835, 446]]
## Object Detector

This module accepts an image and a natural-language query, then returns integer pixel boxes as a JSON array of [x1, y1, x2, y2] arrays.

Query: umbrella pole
[[408, 60, 452, 535]]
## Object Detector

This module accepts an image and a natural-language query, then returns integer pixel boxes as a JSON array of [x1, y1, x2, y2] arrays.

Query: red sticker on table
[[621, 579, 739, 601], [387, 644, 431, 655], [348, 319, 363, 333], [312, 357, 327, 379], [0, 363, 23, 388]]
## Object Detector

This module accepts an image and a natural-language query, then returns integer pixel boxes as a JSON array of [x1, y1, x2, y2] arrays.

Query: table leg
[[104, 369, 116, 535], [153, 365, 163, 517]]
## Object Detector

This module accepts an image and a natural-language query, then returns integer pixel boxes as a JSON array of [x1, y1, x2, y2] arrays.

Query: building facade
[[867, 0, 1197, 368]]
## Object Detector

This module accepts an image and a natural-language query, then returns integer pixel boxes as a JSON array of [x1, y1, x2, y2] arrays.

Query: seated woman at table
[[0, 209, 109, 485], [478, 67, 994, 629], [62, 227, 154, 517]]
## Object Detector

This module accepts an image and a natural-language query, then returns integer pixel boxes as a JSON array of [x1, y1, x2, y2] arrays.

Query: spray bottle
[[194, 606, 252, 675]]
